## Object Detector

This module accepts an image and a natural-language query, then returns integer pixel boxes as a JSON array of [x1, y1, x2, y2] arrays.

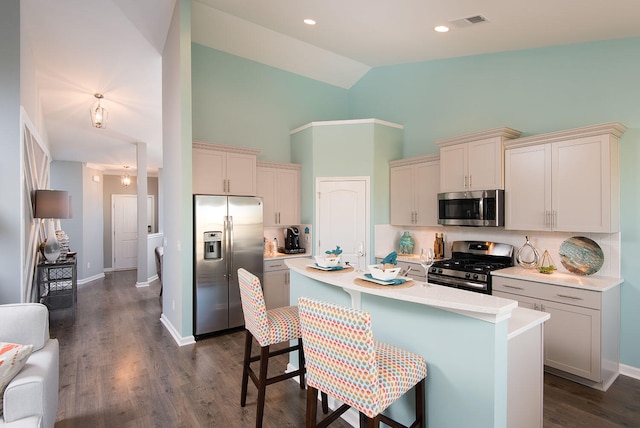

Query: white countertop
[[492, 266, 623, 292], [263, 252, 311, 261], [286, 257, 519, 323]]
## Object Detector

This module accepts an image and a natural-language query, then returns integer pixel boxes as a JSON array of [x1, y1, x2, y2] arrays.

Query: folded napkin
[[364, 273, 406, 285], [325, 246, 343, 255], [381, 251, 398, 265]]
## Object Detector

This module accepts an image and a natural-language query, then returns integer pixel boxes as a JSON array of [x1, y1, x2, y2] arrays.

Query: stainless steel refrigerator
[[193, 195, 263, 338]]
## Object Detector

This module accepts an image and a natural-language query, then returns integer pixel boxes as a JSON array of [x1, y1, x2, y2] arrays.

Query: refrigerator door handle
[[227, 215, 234, 280]]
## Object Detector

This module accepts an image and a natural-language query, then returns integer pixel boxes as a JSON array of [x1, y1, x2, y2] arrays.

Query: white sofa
[[0, 304, 59, 428]]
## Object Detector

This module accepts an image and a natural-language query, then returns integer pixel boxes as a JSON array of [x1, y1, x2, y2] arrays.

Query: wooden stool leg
[[298, 338, 306, 389], [255, 345, 270, 428], [415, 378, 426, 428], [306, 385, 319, 428], [241, 330, 252, 407], [321, 392, 329, 414]]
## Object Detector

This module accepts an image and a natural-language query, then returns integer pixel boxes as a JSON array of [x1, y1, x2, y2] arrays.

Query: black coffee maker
[[283, 227, 304, 254]]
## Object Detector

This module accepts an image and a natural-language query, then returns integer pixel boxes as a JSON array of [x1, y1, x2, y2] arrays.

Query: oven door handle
[[428, 275, 488, 291]]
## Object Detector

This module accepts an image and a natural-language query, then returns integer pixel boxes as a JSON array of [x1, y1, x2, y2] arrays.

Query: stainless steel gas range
[[427, 241, 514, 294]]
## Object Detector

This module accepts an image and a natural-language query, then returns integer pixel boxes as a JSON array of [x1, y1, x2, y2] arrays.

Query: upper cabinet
[[389, 154, 440, 226], [192, 142, 258, 196], [504, 122, 626, 233], [437, 127, 522, 192], [256, 161, 301, 226]]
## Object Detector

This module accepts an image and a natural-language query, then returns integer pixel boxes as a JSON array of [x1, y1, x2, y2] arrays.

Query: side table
[[37, 257, 77, 322]]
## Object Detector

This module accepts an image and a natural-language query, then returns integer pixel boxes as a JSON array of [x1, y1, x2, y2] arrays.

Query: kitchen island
[[285, 257, 549, 428]]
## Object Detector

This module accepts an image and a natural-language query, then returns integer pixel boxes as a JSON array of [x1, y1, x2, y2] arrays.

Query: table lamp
[[34, 190, 70, 262]]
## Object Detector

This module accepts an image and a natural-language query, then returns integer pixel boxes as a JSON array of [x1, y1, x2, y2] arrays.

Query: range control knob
[[465, 273, 471, 279], [473, 274, 479, 280]]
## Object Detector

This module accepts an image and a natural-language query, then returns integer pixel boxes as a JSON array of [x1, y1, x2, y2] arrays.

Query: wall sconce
[[121, 166, 132, 188], [90, 93, 108, 129], [34, 189, 70, 262]]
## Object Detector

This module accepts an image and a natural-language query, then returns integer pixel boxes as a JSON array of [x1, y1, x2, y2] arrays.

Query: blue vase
[[399, 231, 415, 255]]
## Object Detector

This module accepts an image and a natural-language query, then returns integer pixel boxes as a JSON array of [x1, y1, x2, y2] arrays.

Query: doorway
[[112, 195, 155, 270], [315, 177, 370, 267]]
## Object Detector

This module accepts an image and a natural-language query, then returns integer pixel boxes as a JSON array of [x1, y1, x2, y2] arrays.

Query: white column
[[136, 142, 149, 287]]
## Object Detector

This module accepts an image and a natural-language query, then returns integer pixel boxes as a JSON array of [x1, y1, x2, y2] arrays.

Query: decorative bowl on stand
[[315, 255, 340, 268]]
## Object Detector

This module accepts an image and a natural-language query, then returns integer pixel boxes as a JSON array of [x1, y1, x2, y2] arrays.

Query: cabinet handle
[[540, 304, 546, 311], [463, 175, 468, 188], [534, 303, 540, 311], [556, 293, 583, 301], [553, 211, 557, 229], [501, 284, 524, 290], [468, 175, 472, 188]]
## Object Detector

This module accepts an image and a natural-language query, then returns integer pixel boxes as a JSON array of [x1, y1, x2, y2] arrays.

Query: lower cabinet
[[263, 259, 291, 310], [493, 276, 620, 390]]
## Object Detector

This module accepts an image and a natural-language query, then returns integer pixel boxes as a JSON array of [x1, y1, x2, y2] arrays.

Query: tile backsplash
[[375, 224, 621, 278]]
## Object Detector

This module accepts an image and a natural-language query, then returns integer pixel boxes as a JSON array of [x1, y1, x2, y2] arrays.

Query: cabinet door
[[439, 144, 468, 192], [552, 137, 612, 232], [276, 168, 300, 226], [542, 299, 601, 382], [505, 144, 551, 231], [414, 161, 440, 226], [256, 167, 278, 226], [193, 149, 225, 194], [468, 138, 503, 190], [226, 152, 256, 196], [390, 165, 415, 225], [263, 270, 289, 310]]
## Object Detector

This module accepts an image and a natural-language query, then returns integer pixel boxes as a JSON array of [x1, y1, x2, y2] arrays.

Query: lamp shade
[[34, 190, 70, 219]]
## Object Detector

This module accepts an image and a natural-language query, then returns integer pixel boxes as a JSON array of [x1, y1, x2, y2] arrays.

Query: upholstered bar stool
[[298, 296, 427, 428], [237, 268, 307, 428]]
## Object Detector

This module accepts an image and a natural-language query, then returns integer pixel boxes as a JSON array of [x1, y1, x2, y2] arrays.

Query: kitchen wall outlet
[[172, 300, 175, 311], [177, 240, 181, 251], [87, 262, 90, 269]]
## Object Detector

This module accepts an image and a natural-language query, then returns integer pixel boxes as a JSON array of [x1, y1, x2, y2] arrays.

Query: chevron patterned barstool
[[298, 296, 427, 428], [238, 268, 327, 428]]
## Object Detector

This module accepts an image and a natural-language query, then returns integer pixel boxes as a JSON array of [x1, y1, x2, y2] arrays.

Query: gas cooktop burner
[[428, 241, 514, 294]]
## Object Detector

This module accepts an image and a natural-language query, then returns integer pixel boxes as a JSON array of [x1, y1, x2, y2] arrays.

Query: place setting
[[306, 246, 354, 273], [354, 251, 415, 289]]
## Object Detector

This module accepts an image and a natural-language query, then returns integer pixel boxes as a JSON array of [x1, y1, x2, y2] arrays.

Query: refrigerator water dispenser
[[204, 231, 222, 259]]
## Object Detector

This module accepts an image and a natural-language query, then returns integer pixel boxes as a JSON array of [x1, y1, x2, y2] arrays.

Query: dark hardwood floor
[[49, 270, 640, 427]]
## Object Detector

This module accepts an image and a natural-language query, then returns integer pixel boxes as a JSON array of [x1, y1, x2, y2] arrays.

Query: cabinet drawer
[[264, 259, 289, 272], [492, 276, 601, 310]]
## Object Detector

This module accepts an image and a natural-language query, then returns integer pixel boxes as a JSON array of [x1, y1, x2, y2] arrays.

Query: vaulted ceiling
[[22, 0, 640, 173]]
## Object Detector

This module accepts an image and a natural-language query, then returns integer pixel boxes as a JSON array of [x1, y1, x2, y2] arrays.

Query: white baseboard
[[620, 363, 640, 380], [160, 313, 196, 347], [77, 272, 105, 285]]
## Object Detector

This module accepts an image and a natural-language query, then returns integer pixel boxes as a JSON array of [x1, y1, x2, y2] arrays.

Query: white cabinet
[[389, 154, 439, 226], [437, 127, 521, 192], [192, 142, 258, 196], [256, 161, 301, 226], [263, 259, 291, 310], [504, 123, 626, 232], [493, 275, 620, 390]]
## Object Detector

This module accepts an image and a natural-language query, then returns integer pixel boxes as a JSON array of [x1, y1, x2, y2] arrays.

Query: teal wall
[[191, 37, 640, 369], [191, 43, 349, 163], [349, 37, 640, 370]]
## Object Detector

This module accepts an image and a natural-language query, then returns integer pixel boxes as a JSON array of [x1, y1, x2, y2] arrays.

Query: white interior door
[[316, 177, 369, 267], [113, 195, 155, 270]]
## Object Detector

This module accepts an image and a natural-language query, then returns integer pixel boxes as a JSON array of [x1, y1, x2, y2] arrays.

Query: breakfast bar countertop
[[286, 257, 523, 324]]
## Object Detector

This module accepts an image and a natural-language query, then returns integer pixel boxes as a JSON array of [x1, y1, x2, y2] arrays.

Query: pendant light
[[121, 166, 132, 188], [90, 93, 108, 129]]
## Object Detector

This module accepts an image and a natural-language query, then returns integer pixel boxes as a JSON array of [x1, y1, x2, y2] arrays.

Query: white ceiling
[[22, 0, 640, 173]]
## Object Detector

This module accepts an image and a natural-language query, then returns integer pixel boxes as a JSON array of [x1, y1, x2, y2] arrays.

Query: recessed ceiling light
[[304, 18, 316, 26], [434, 25, 450, 33]]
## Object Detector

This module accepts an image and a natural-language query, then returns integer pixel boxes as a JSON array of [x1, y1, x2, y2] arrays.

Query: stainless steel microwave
[[437, 189, 505, 227]]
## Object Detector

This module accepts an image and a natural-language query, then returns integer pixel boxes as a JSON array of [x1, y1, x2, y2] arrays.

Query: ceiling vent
[[450, 15, 489, 28]]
